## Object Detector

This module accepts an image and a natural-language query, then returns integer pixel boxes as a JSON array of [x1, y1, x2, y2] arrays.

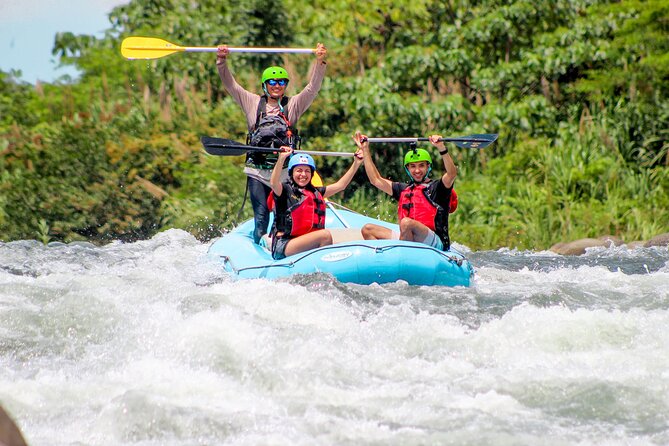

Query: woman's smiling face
[[291, 166, 312, 186]]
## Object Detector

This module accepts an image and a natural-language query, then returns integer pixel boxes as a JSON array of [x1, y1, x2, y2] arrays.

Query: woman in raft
[[268, 147, 363, 259]]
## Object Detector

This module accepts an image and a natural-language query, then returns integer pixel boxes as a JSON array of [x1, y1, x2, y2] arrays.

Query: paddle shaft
[[205, 144, 355, 158], [366, 134, 498, 149], [367, 137, 492, 143], [201, 136, 355, 157], [326, 202, 351, 228], [178, 47, 314, 54], [292, 149, 354, 157]]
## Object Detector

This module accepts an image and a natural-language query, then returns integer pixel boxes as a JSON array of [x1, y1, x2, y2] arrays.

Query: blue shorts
[[421, 230, 444, 250], [391, 229, 443, 249], [271, 236, 290, 260]]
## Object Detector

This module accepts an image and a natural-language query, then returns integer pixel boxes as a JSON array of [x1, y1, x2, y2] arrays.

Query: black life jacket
[[246, 95, 300, 168]]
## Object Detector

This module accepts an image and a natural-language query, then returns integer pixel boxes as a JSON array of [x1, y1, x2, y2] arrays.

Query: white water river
[[1, 229, 668, 445]]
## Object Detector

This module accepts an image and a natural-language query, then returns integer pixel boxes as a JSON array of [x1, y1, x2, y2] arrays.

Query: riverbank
[[550, 232, 669, 255]]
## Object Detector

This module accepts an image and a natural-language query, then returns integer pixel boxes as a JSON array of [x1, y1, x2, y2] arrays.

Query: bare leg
[[284, 229, 333, 257], [0, 405, 28, 446], [361, 223, 394, 240], [399, 218, 430, 242]]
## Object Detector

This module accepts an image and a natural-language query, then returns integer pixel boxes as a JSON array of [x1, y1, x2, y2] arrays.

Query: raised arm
[[216, 45, 260, 130], [285, 43, 328, 123], [323, 149, 363, 198], [354, 131, 393, 195], [428, 135, 457, 188], [270, 148, 292, 197]]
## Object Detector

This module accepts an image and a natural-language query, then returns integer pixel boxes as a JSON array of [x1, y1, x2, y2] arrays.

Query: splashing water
[[1, 230, 668, 445]]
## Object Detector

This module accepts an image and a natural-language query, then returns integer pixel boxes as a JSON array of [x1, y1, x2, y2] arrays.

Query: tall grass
[[453, 116, 669, 250]]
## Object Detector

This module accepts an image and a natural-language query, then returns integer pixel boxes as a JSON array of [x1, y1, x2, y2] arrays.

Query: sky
[[0, 0, 128, 83]]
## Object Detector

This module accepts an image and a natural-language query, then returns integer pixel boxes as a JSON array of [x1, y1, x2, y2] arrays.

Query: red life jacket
[[268, 184, 326, 237], [449, 189, 458, 213], [396, 181, 455, 250], [397, 183, 439, 230]]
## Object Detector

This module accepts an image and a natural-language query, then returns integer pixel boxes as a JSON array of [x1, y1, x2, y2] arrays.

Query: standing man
[[216, 42, 327, 243], [354, 131, 457, 250]]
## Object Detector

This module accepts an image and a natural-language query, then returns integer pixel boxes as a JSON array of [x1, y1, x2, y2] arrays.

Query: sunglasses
[[266, 78, 288, 87]]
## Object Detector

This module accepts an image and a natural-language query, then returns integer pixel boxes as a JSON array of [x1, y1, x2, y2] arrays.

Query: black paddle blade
[[200, 136, 280, 156], [443, 133, 498, 149], [200, 136, 247, 156]]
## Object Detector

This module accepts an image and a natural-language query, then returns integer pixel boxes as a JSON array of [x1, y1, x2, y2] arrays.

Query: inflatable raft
[[207, 203, 473, 287]]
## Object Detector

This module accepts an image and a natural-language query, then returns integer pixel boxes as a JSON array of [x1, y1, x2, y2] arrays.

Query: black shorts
[[271, 236, 290, 260]]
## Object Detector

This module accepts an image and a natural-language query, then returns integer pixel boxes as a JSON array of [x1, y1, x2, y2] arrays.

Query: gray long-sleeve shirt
[[217, 59, 327, 130]]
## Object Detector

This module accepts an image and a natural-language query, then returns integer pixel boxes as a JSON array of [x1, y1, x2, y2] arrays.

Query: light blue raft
[[207, 202, 474, 287]]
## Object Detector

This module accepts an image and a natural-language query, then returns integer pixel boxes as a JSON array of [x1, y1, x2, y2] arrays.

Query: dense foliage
[[1, 0, 667, 249]]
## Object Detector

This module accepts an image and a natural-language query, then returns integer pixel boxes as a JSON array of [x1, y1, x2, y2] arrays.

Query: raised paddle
[[367, 133, 498, 149], [201, 136, 356, 158], [121, 37, 316, 60]]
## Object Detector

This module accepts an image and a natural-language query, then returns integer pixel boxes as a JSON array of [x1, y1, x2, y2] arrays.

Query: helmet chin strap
[[423, 166, 432, 182], [405, 167, 431, 184]]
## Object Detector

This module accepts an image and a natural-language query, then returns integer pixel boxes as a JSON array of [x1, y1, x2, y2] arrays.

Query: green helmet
[[404, 148, 432, 182], [404, 148, 432, 166], [261, 66, 289, 84]]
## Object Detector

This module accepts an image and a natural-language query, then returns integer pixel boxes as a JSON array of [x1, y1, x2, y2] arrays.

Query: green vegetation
[[1, 0, 667, 250]]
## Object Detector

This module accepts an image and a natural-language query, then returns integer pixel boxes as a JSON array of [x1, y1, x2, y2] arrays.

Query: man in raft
[[354, 131, 457, 250]]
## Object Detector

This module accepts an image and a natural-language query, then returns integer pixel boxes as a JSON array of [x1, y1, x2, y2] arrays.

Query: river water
[[1, 229, 668, 445]]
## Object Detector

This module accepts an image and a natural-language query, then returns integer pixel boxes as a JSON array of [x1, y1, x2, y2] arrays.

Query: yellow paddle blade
[[312, 171, 324, 187], [121, 37, 185, 60], [311, 171, 330, 202]]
